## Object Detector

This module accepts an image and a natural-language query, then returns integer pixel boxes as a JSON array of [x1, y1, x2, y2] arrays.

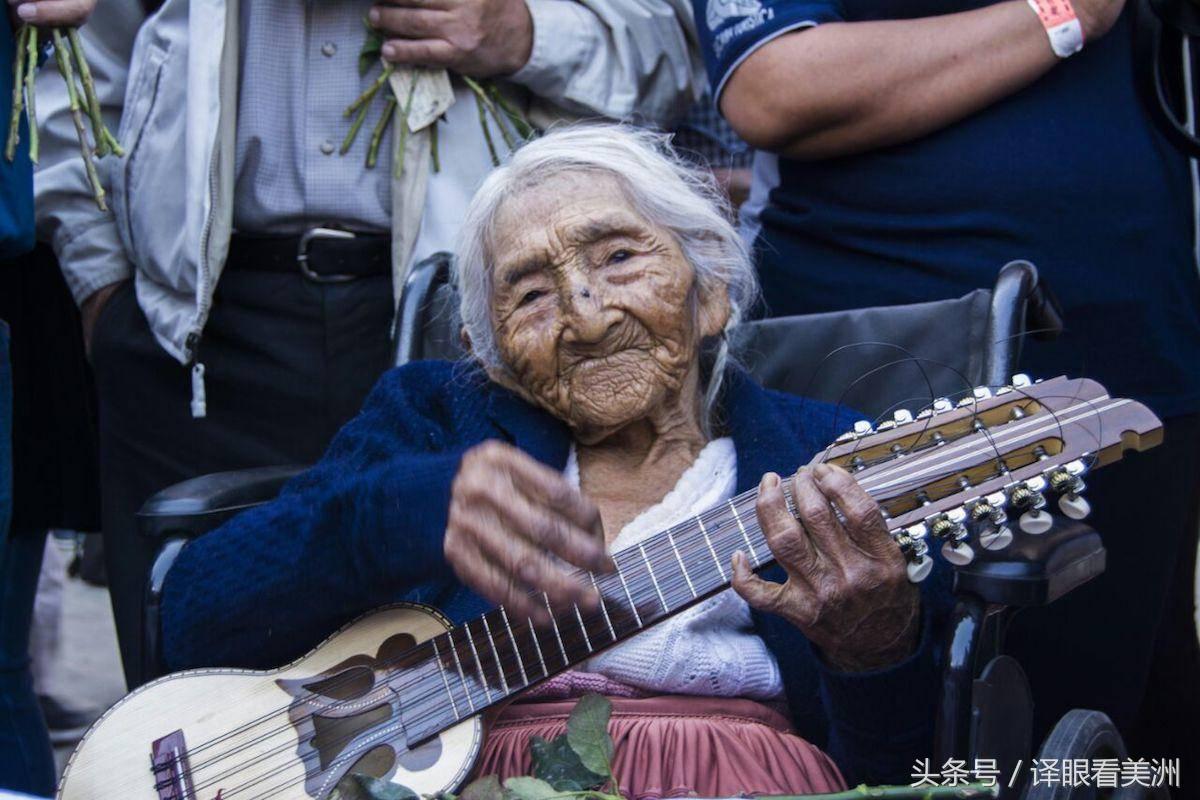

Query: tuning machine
[[834, 418, 875, 443], [996, 374, 1034, 396], [1047, 459, 1091, 520], [930, 509, 975, 565], [969, 491, 1013, 551], [1010, 477, 1052, 534], [894, 524, 933, 583]]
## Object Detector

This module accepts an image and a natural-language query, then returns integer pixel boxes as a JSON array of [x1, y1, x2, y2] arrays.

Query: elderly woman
[[161, 125, 946, 793]]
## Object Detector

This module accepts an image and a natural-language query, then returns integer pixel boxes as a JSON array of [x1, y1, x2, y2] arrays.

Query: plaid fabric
[[673, 92, 753, 169], [234, 0, 393, 234]]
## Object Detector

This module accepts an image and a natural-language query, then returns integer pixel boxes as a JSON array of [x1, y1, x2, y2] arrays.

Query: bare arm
[[720, 0, 1123, 158]]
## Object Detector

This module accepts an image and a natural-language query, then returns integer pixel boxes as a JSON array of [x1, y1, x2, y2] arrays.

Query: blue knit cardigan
[[162, 360, 950, 785]]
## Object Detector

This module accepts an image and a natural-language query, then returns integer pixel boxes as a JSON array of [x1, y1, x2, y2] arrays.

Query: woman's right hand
[[445, 440, 613, 621]]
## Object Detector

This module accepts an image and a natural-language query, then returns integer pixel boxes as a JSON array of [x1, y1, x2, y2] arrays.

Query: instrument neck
[[404, 482, 778, 744]]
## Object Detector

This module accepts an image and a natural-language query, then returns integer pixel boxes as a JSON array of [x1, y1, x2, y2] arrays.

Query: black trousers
[[90, 270, 394, 688]]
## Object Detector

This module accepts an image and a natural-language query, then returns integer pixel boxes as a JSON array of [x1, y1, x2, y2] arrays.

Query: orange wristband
[[1027, 0, 1085, 58]]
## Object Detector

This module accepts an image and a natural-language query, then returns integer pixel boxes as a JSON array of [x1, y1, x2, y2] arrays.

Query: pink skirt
[[475, 695, 847, 799]]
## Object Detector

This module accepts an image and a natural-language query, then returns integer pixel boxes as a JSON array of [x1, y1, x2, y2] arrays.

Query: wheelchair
[[133, 255, 1166, 799]]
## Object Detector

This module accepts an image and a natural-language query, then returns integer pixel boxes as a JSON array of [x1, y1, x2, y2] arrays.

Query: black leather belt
[[226, 228, 391, 283]]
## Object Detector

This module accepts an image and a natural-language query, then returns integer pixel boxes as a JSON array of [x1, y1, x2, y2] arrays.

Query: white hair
[[454, 123, 759, 428]]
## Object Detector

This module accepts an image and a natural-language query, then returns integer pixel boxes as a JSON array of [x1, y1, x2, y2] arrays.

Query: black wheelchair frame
[[133, 258, 1158, 799]]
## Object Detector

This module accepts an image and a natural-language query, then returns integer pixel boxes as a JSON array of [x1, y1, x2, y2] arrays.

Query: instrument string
[[200, 384, 1111, 800], [168, 393, 1112, 799], [208, 499, 779, 800], [182, 393, 1111, 798]]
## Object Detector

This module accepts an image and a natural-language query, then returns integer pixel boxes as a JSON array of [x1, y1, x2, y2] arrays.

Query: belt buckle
[[297, 227, 358, 283]]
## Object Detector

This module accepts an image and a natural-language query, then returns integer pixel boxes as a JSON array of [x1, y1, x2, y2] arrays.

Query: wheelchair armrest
[[952, 519, 1105, 607], [985, 261, 1065, 389], [136, 464, 308, 542], [138, 465, 306, 683]]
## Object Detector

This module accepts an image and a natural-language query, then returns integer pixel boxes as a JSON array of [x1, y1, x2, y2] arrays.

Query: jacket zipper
[[186, 0, 236, 419], [186, 148, 219, 419]]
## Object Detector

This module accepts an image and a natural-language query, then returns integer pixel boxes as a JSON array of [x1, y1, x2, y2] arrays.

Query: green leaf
[[565, 694, 614, 778], [358, 16, 385, 76], [334, 773, 419, 800], [530, 734, 606, 792], [503, 776, 560, 800], [459, 775, 505, 800]]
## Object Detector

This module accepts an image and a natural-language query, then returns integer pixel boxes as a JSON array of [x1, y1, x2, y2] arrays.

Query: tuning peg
[[1019, 509, 1053, 534], [973, 386, 993, 400], [894, 526, 932, 582], [942, 540, 976, 565], [1011, 373, 1032, 388], [1045, 466, 1090, 520], [969, 494, 1008, 525], [1008, 480, 1051, 534], [969, 495, 1013, 550], [979, 525, 1014, 550], [932, 397, 953, 413], [906, 556, 934, 583], [929, 512, 973, 564], [853, 420, 873, 436], [1058, 493, 1091, 520], [893, 409, 914, 424]]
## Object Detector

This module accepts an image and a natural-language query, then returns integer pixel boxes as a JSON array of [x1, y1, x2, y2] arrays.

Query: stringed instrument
[[56, 375, 1162, 800]]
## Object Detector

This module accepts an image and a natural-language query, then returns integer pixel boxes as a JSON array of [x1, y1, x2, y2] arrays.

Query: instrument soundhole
[[312, 704, 394, 770]]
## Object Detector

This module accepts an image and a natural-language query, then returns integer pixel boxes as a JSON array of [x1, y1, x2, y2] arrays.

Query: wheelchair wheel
[[1022, 710, 1169, 800]]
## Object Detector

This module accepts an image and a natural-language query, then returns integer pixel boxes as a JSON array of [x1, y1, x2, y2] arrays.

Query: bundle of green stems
[[342, 20, 534, 176], [5, 26, 122, 211]]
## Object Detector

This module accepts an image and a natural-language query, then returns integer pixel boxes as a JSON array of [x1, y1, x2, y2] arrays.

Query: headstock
[[814, 375, 1163, 582]]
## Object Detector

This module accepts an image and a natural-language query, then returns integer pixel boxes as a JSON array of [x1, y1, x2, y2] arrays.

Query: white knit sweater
[[565, 439, 784, 699]]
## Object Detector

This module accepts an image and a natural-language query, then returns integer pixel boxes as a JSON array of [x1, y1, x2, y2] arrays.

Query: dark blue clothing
[[698, 1, 1200, 420], [162, 360, 952, 785], [0, 324, 56, 796], [0, 13, 34, 258], [0, 15, 45, 794], [0, 535, 56, 797]]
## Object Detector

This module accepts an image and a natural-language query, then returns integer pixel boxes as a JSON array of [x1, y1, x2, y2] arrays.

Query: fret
[[614, 562, 643, 628], [728, 499, 761, 566], [479, 614, 511, 694], [638, 542, 670, 613], [526, 617, 549, 677], [667, 530, 697, 599], [429, 637, 461, 720], [590, 572, 617, 640], [697, 515, 728, 581], [444, 632, 476, 713], [498, 606, 530, 686], [572, 603, 594, 652], [543, 594, 570, 666], [462, 622, 493, 699]]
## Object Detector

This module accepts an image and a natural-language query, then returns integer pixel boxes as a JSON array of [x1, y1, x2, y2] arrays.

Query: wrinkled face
[[486, 172, 729, 439]]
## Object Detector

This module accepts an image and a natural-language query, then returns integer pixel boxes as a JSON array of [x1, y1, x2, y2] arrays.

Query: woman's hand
[[732, 463, 920, 673], [445, 440, 613, 621], [9, 0, 97, 27]]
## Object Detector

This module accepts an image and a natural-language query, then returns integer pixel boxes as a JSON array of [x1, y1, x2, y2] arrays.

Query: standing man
[[703, 0, 1200, 770], [35, 0, 701, 689]]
